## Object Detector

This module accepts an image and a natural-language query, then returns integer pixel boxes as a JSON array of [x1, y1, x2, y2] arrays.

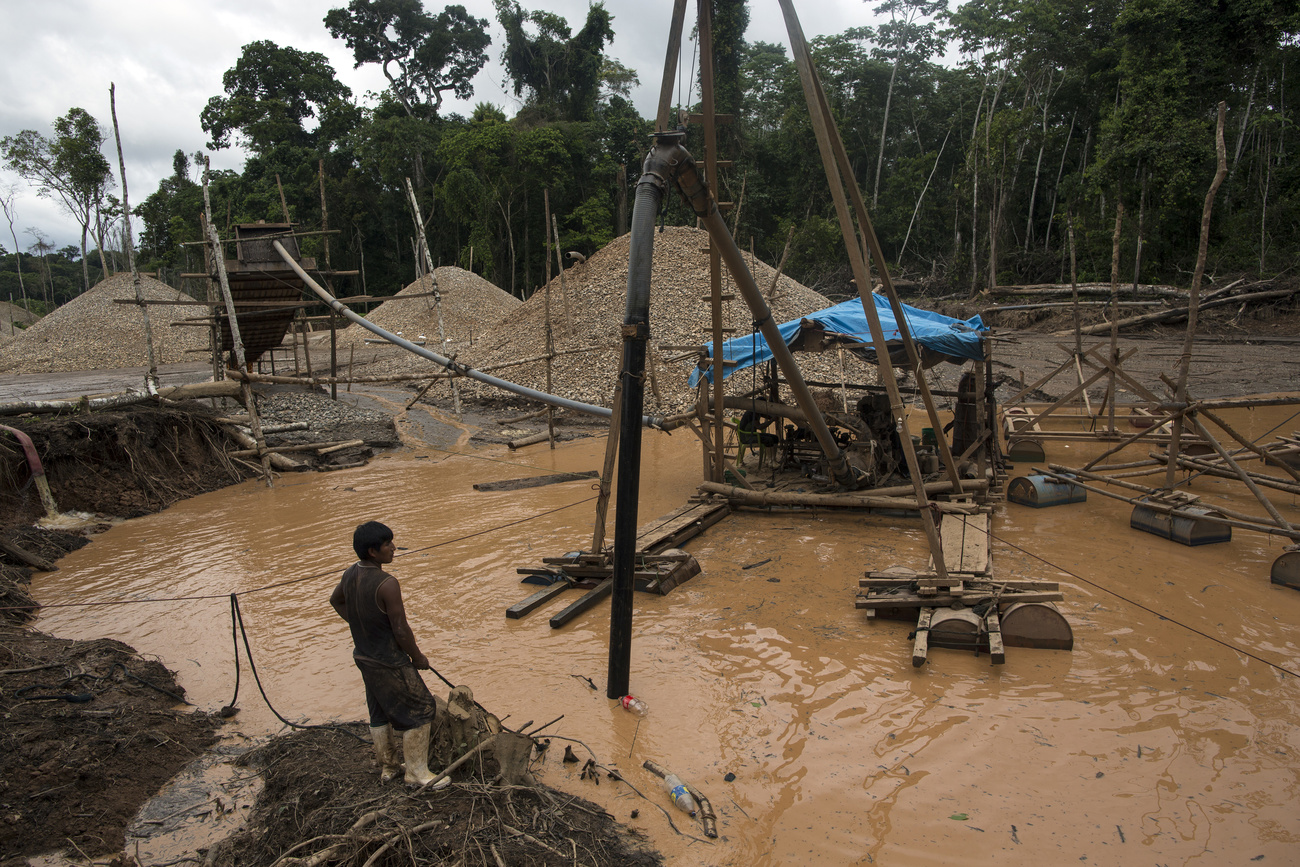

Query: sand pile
[[0, 274, 209, 374], [400, 226, 903, 415], [336, 266, 521, 354]]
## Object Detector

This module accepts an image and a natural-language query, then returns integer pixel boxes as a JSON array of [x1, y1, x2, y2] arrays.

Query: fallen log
[[0, 539, 57, 572], [227, 440, 365, 458], [1065, 286, 1295, 336], [699, 480, 986, 511], [0, 380, 244, 416], [221, 426, 302, 471], [994, 282, 1184, 298], [508, 432, 553, 450], [474, 471, 599, 492]]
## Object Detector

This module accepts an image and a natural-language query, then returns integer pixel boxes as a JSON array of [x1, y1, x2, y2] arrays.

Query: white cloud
[[0, 0, 879, 252]]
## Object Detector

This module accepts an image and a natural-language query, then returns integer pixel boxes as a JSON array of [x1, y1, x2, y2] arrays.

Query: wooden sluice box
[[506, 501, 730, 628], [856, 511, 1073, 666]]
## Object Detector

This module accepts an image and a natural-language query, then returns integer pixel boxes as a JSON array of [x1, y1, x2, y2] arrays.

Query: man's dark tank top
[[337, 562, 408, 668]]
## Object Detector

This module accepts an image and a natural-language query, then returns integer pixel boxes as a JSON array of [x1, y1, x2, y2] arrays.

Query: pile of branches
[[207, 726, 662, 867]]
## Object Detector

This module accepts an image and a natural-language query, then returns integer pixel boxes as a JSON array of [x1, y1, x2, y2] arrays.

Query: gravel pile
[[336, 266, 521, 353], [362, 226, 919, 415], [0, 275, 208, 374], [257, 389, 399, 447], [0, 300, 38, 333]]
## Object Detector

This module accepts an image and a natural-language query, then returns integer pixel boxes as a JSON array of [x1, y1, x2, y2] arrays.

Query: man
[[330, 520, 447, 788]]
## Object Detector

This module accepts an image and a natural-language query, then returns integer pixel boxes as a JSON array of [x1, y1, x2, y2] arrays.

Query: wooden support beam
[[912, 608, 934, 667], [550, 578, 612, 629], [507, 580, 573, 619]]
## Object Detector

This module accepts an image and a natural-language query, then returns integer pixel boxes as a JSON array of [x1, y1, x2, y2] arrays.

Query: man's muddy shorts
[[354, 658, 438, 731]]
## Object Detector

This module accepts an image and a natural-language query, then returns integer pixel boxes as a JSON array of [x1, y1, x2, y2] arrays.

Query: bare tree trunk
[[92, 199, 110, 279], [1106, 197, 1124, 431], [1166, 102, 1229, 490], [78, 221, 91, 293], [1043, 111, 1075, 252], [1260, 127, 1272, 272], [110, 83, 158, 387], [1024, 70, 1054, 251], [1132, 169, 1148, 293], [899, 127, 949, 263], [873, 59, 900, 209]]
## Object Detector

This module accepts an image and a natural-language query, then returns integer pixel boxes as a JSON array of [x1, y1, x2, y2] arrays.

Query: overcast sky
[[0, 0, 882, 252]]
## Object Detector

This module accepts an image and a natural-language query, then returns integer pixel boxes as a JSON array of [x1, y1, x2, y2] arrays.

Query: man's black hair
[[353, 521, 393, 561]]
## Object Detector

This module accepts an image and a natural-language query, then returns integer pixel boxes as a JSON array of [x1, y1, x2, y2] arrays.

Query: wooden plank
[[474, 470, 598, 492], [636, 502, 729, 551], [987, 610, 1005, 665], [549, 579, 613, 629], [913, 608, 934, 667], [506, 581, 573, 619], [860, 578, 1059, 592], [855, 591, 1065, 609], [932, 512, 989, 574]]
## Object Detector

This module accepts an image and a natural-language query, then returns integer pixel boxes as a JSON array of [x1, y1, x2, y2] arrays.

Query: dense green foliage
[[7, 0, 1299, 312]]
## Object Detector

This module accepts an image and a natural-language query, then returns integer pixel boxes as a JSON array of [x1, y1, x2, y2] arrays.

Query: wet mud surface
[[21, 400, 1300, 865], [0, 630, 217, 862]]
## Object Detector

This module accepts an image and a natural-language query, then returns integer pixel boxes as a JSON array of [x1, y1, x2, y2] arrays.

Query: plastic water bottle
[[620, 695, 648, 716], [662, 773, 698, 816]]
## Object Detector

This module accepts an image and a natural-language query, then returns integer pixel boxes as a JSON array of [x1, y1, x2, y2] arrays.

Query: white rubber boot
[[402, 723, 449, 788], [369, 725, 402, 783]]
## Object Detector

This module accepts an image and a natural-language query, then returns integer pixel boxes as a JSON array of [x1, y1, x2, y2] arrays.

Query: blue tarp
[[689, 294, 986, 386]]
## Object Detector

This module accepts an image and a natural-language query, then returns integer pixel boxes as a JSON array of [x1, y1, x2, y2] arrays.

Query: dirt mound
[[207, 726, 661, 867], [367, 227, 900, 415], [0, 274, 209, 374], [336, 266, 521, 352], [0, 628, 217, 861]]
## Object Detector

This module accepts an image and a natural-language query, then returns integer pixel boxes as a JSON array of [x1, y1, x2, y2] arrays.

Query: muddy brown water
[[30, 401, 1300, 865]]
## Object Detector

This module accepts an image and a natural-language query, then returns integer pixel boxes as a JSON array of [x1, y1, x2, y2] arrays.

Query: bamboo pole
[[550, 213, 574, 336], [697, 0, 730, 486], [1187, 414, 1294, 531], [781, 1, 965, 563], [699, 481, 984, 512], [655, 0, 690, 133], [404, 177, 459, 415], [1157, 452, 1300, 496], [687, 420, 754, 491], [320, 159, 337, 401], [1043, 466, 1300, 540], [544, 189, 556, 448], [108, 83, 158, 391], [591, 380, 623, 556], [1107, 200, 1123, 433], [1201, 407, 1300, 484], [203, 157, 272, 486]]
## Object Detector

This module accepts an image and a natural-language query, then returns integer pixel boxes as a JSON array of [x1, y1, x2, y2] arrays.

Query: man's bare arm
[[329, 582, 348, 621], [376, 576, 429, 670]]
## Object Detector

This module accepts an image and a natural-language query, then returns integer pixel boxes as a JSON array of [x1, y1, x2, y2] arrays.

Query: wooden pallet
[[506, 501, 729, 627]]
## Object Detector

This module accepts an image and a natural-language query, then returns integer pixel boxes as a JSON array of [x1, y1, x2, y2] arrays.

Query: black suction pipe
[[606, 135, 675, 700]]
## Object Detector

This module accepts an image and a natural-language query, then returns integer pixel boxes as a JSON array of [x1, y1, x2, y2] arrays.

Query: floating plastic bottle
[[620, 694, 648, 716], [662, 773, 698, 816]]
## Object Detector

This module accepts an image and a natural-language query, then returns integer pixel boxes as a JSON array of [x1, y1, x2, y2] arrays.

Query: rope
[[4, 495, 597, 612], [966, 515, 1300, 680]]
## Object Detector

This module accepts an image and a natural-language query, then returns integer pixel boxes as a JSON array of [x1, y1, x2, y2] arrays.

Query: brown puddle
[[31, 402, 1300, 864]]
